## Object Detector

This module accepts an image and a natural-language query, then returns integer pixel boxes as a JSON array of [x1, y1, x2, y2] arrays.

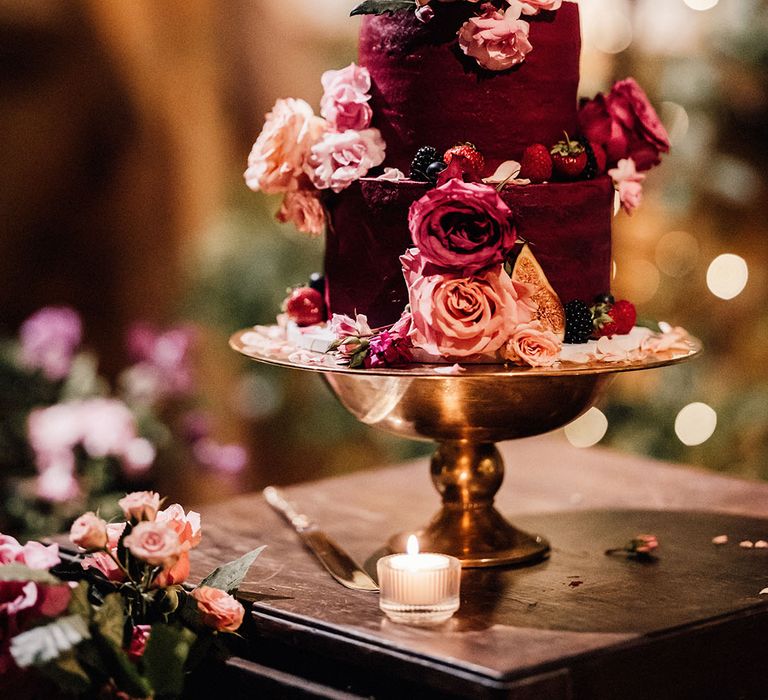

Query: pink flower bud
[[69, 512, 108, 551]]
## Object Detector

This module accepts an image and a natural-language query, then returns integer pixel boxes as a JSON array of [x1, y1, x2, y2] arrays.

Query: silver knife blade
[[263, 486, 379, 592]]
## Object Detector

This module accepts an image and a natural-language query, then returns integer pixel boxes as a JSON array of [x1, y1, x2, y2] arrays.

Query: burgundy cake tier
[[324, 177, 614, 328], [359, 3, 581, 174]]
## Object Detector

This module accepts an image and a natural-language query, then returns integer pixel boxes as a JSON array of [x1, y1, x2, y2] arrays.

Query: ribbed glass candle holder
[[377, 552, 461, 626]]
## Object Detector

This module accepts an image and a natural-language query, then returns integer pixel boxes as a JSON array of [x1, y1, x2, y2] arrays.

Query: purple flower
[[19, 306, 82, 381], [408, 179, 516, 274]]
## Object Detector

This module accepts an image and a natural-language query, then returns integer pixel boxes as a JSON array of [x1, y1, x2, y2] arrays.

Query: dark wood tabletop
[[189, 435, 768, 699]]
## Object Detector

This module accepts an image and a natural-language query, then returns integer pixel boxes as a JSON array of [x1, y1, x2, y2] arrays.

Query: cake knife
[[263, 486, 379, 593]]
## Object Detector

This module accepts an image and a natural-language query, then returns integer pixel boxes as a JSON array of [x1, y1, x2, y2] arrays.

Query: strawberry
[[444, 143, 485, 179], [550, 133, 587, 180], [519, 144, 552, 184], [591, 298, 636, 338], [284, 287, 325, 327]]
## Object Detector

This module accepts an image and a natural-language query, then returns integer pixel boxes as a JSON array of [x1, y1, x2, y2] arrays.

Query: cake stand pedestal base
[[387, 440, 549, 567]]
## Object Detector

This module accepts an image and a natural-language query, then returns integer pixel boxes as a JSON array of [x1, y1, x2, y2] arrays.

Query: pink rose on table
[[276, 185, 326, 237], [579, 78, 670, 171], [402, 249, 520, 357], [320, 63, 373, 132], [69, 512, 108, 551], [307, 128, 386, 193], [408, 179, 516, 274], [245, 98, 326, 194], [192, 586, 245, 633], [118, 491, 161, 522], [123, 522, 181, 569], [503, 321, 561, 367], [458, 4, 532, 72]]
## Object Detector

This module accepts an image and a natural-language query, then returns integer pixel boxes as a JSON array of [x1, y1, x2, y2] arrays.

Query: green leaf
[[0, 563, 60, 584], [90, 632, 153, 699], [10, 615, 90, 668], [198, 545, 266, 594], [40, 649, 92, 693], [350, 0, 414, 16], [94, 593, 126, 648], [143, 624, 197, 697], [67, 581, 91, 619]]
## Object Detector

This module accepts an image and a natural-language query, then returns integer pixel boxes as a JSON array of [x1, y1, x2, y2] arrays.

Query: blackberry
[[410, 146, 438, 181], [579, 138, 598, 180], [564, 300, 594, 344], [425, 160, 447, 182]]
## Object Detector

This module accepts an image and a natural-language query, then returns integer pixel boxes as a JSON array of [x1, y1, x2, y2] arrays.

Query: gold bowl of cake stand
[[231, 328, 701, 568]]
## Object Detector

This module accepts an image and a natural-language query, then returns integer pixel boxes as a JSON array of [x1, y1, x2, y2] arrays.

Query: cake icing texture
[[244, 0, 675, 369]]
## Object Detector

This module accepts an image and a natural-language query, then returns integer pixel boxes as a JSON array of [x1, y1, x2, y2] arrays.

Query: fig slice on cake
[[512, 244, 566, 341]]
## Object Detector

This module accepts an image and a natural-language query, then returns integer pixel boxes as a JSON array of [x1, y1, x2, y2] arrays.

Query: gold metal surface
[[231, 328, 701, 567]]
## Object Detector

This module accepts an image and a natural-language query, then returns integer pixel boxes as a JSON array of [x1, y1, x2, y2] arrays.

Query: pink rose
[[276, 185, 326, 237], [152, 551, 190, 588], [0, 580, 71, 642], [513, 0, 562, 15], [107, 523, 127, 549], [245, 98, 326, 194], [0, 535, 22, 564], [118, 491, 161, 522], [156, 504, 202, 549], [127, 625, 151, 661], [579, 78, 670, 171], [608, 158, 646, 215], [123, 522, 181, 569], [503, 321, 561, 367], [82, 551, 125, 582], [330, 313, 373, 339], [307, 128, 386, 193], [320, 63, 373, 132], [458, 4, 532, 72], [69, 512, 108, 551], [408, 179, 516, 274], [192, 586, 245, 633], [403, 250, 520, 357], [0, 535, 60, 570]]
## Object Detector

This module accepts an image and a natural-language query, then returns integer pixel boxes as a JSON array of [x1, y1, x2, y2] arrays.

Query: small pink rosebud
[[118, 491, 161, 522], [69, 512, 108, 551]]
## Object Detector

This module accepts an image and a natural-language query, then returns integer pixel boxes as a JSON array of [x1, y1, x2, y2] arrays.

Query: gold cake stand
[[230, 327, 701, 568]]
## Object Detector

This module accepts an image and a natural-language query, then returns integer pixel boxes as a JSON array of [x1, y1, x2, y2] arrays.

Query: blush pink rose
[[0, 535, 60, 570], [123, 522, 181, 569], [503, 321, 561, 367], [276, 185, 326, 237], [579, 78, 670, 171], [408, 179, 516, 274], [69, 512, 108, 551], [118, 491, 161, 522], [402, 249, 520, 358], [192, 586, 245, 633], [307, 128, 386, 193], [156, 504, 202, 549], [320, 63, 373, 132], [82, 551, 125, 582], [458, 4, 533, 72], [245, 98, 326, 194]]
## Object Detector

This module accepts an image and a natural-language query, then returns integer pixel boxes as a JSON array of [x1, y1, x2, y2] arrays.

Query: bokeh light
[[683, 0, 719, 11], [706, 254, 749, 300], [655, 231, 699, 278], [675, 402, 717, 446], [565, 407, 609, 448]]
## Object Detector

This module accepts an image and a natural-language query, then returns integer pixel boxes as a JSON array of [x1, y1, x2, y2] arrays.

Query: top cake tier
[[359, 3, 581, 173]]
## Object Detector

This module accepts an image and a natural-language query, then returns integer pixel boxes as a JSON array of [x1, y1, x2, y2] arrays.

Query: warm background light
[[565, 408, 609, 448], [675, 402, 718, 446], [683, 0, 719, 11], [706, 254, 749, 300]]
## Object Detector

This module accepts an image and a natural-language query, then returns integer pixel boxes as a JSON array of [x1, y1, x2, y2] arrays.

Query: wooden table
[[190, 435, 768, 699]]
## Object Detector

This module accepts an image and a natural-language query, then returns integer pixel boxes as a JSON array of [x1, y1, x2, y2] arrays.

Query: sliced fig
[[511, 244, 566, 341]]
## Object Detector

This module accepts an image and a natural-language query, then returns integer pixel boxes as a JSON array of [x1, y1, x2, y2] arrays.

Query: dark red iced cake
[[324, 4, 614, 327]]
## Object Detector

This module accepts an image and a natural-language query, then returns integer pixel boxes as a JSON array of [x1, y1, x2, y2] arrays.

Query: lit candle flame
[[406, 534, 420, 556]]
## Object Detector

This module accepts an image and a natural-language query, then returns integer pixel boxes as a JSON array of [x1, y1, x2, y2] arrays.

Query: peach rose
[[123, 521, 181, 569], [156, 504, 202, 549], [245, 98, 326, 194], [276, 185, 326, 237], [118, 491, 160, 522], [458, 4, 532, 72], [69, 512, 108, 551], [192, 586, 245, 633], [504, 321, 561, 367], [152, 551, 190, 588], [402, 249, 520, 358]]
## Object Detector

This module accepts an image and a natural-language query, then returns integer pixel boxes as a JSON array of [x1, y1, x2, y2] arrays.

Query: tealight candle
[[377, 535, 461, 626]]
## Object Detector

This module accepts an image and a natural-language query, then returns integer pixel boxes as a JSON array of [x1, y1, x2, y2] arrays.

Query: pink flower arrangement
[[503, 321, 561, 367], [608, 158, 646, 215], [578, 78, 670, 171], [307, 128, 386, 193], [402, 249, 522, 358], [320, 63, 373, 132], [19, 306, 82, 381], [276, 184, 326, 237], [458, 3, 533, 72], [408, 179, 516, 274]]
